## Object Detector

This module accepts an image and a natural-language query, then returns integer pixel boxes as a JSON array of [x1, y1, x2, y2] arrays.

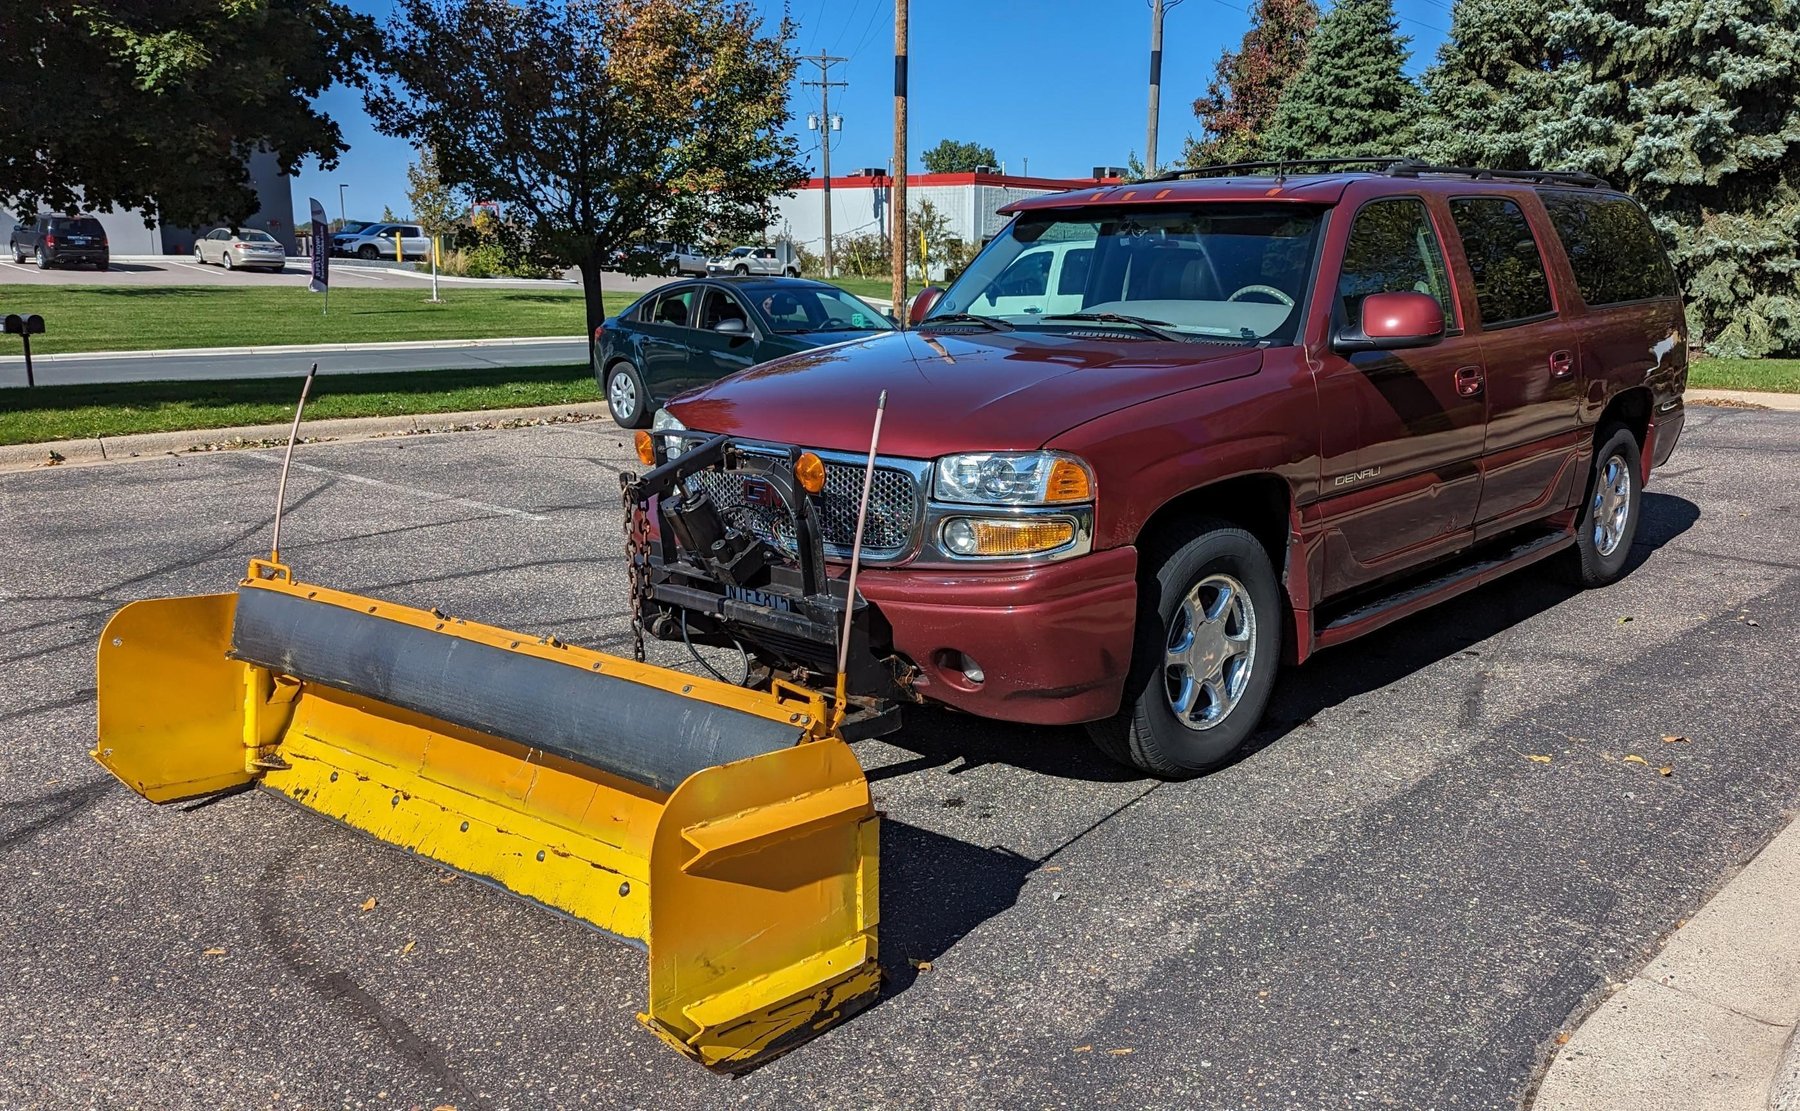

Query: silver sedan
[[193, 228, 288, 271]]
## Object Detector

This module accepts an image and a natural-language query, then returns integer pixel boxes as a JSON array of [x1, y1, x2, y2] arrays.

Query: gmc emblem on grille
[[741, 476, 778, 507]]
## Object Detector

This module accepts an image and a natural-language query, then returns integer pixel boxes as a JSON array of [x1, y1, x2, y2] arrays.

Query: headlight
[[651, 408, 688, 458], [932, 451, 1093, 506]]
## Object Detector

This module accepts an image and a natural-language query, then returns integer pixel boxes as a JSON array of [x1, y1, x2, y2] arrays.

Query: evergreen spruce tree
[[1183, 0, 1319, 166], [1540, 0, 1800, 357], [1261, 0, 1420, 160], [1415, 0, 1560, 168]]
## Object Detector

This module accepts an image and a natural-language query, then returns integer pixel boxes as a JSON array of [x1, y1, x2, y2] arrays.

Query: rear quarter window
[[1541, 191, 1679, 307], [1448, 197, 1554, 327]]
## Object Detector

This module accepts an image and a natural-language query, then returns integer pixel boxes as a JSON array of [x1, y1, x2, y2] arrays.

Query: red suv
[[633, 159, 1686, 777]]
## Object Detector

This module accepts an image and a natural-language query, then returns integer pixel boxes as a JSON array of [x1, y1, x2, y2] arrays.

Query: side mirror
[[908, 287, 943, 327], [712, 317, 748, 335], [1334, 291, 1444, 352]]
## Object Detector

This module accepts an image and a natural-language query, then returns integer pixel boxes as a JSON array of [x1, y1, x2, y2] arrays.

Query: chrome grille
[[687, 459, 921, 558]]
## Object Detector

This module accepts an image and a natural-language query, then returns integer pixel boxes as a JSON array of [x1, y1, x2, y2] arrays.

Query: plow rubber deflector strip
[[228, 586, 802, 792], [93, 574, 881, 1072]]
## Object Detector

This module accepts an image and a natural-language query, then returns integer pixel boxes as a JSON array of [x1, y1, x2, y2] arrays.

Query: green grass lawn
[[0, 364, 597, 446], [825, 276, 902, 305], [1688, 357, 1800, 393], [0, 285, 619, 354]]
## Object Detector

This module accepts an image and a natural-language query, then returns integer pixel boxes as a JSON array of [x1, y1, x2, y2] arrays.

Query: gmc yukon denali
[[630, 160, 1687, 777]]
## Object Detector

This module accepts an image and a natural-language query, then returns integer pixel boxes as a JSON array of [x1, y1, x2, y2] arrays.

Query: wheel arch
[[1598, 385, 1652, 447], [1135, 472, 1295, 587]]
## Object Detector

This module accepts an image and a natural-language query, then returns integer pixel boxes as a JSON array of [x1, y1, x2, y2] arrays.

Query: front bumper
[[859, 546, 1139, 725]]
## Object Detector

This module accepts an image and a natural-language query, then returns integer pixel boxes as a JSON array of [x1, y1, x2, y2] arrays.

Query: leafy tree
[[406, 146, 466, 238], [1421, 0, 1800, 356], [1262, 0, 1419, 161], [921, 138, 999, 174], [0, 1, 377, 226], [907, 197, 955, 283], [371, 0, 805, 348], [1184, 0, 1319, 166], [380, 204, 398, 222], [1415, 0, 1558, 168]]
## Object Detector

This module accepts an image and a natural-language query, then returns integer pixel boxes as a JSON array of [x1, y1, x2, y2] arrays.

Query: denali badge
[[1334, 466, 1381, 487], [724, 584, 792, 613]]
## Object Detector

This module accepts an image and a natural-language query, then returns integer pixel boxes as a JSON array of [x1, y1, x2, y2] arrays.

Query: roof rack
[[1140, 157, 1610, 189]]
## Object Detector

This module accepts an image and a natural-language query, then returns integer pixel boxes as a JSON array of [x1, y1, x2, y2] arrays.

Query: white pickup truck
[[706, 245, 799, 277]]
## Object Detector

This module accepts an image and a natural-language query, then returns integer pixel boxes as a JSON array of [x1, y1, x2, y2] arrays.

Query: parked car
[[644, 160, 1688, 777], [661, 242, 708, 276], [336, 223, 430, 260], [9, 214, 108, 269], [707, 245, 799, 277], [192, 227, 287, 271], [593, 276, 893, 427]]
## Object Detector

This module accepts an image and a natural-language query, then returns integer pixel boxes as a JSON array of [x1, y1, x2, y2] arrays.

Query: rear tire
[[221, 252, 235, 271], [786, 266, 800, 277], [1088, 520, 1283, 778], [1566, 424, 1643, 588], [606, 361, 652, 429], [35, 247, 49, 269]]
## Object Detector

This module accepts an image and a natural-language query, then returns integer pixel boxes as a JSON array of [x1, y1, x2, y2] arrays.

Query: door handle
[[1549, 349, 1576, 378], [1455, 365, 1485, 397]]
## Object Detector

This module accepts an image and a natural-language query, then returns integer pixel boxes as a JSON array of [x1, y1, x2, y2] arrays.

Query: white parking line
[[239, 453, 549, 522]]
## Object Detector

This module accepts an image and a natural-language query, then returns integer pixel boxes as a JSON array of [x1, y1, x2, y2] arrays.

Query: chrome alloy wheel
[[1592, 453, 1632, 556], [608, 368, 638, 422], [1164, 572, 1257, 731]]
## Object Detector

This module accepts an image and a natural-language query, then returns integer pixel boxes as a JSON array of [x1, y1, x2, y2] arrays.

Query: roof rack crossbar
[[1136, 157, 1610, 190]]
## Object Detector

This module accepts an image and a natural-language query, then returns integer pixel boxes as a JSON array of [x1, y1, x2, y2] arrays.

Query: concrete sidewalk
[[1533, 815, 1800, 1111]]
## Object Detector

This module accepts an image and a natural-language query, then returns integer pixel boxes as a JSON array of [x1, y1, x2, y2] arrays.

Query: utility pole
[[801, 53, 847, 278], [1145, 0, 1184, 175], [891, 0, 908, 319]]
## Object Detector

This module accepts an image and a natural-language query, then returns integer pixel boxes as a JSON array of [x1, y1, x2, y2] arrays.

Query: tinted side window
[[699, 289, 749, 330], [646, 288, 695, 327], [1541, 191, 1678, 306], [1057, 248, 1093, 295], [1448, 197, 1553, 326], [1336, 198, 1455, 327]]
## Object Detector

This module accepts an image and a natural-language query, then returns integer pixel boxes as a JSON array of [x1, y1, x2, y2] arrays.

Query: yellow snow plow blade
[[92, 560, 880, 1072]]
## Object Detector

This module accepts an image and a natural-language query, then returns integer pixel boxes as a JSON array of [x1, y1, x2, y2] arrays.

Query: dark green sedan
[[593, 276, 895, 427]]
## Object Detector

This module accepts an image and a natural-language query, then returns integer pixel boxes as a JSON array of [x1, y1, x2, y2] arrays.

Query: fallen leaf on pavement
[[1074, 1045, 1093, 1053], [1659, 766, 1674, 777], [1108, 1048, 1135, 1056], [1661, 734, 1689, 744], [1555, 1033, 1571, 1045], [203, 947, 227, 956], [1623, 754, 1648, 766], [1616, 615, 1634, 625], [359, 896, 378, 912], [400, 940, 416, 956], [1526, 754, 1553, 764], [909, 958, 932, 971]]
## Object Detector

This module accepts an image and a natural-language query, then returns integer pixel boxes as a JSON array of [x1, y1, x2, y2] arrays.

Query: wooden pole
[[891, 0, 909, 323]]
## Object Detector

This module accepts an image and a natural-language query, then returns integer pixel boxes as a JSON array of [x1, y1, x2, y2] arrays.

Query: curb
[[1688, 388, 1800, 412], [0, 334, 586, 366], [1531, 815, 1800, 1111], [0, 401, 614, 472]]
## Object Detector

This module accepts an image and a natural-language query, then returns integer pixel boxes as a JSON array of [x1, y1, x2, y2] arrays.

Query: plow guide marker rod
[[834, 389, 887, 726], [269, 363, 317, 564]]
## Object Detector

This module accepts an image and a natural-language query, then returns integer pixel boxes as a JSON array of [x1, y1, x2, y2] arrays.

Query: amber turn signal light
[[634, 430, 656, 466], [1044, 458, 1093, 503], [796, 451, 827, 495], [941, 517, 1077, 557]]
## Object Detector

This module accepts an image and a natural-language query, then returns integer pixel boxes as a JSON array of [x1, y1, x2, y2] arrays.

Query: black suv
[[9, 214, 109, 269]]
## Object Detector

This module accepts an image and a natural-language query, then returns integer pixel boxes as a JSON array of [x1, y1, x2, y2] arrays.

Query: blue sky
[[294, 0, 1452, 222]]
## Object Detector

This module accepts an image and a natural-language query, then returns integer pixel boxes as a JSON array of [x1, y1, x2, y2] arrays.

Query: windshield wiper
[[918, 313, 1014, 331], [1039, 312, 1187, 342]]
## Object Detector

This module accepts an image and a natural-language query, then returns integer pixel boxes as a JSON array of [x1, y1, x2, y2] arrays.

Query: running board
[[1313, 528, 1574, 650]]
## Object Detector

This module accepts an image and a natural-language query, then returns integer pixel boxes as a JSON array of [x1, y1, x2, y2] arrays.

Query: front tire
[[733, 264, 749, 276], [606, 362, 652, 429], [194, 245, 206, 264], [1088, 520, 1283, 778], [11, 243, 25, 264], [358, 245, 379, 260], [1567, 424, 1643, 587], [785, 266, 800, 277]]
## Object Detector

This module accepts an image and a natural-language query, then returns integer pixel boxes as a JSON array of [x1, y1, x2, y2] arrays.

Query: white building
[[767, 169, 1124, 278]]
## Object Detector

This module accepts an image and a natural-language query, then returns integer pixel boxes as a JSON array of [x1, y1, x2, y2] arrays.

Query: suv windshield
[[929, 204, 1323, 343]]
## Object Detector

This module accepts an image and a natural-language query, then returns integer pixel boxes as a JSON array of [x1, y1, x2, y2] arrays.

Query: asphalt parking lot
[[1, 406, 1795, 1110]]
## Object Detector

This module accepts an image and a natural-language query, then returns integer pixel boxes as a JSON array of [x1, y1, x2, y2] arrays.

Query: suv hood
[[665, 329, 1263, 458]]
